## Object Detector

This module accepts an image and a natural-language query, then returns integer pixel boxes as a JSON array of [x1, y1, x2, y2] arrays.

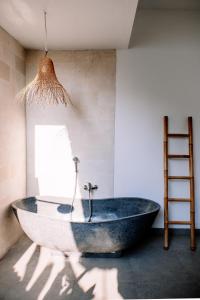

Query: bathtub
[[12, 197, 160, 255]]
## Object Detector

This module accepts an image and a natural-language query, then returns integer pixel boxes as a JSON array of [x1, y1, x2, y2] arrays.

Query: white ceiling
[[0, 0, 138, 50]]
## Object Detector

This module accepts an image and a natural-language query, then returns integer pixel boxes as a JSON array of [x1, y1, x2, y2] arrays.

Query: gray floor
[[0, 232, 200, 300]]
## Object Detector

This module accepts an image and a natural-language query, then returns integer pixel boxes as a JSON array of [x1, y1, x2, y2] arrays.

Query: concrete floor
[[0, 232, 200, 300]]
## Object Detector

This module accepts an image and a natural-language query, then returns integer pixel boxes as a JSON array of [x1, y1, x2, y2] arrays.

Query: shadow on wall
[[29, 103, 108, 200]]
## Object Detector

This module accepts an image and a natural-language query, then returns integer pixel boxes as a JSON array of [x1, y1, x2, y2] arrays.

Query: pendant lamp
[[19, 11, 71, 105]]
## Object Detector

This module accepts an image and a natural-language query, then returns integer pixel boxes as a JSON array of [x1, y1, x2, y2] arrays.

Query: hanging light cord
[[43, 10, 48, 55]]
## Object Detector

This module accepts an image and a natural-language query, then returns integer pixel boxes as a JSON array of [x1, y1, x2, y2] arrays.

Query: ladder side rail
[[164, 116, 169, 249], [188, 116, 196, 250]]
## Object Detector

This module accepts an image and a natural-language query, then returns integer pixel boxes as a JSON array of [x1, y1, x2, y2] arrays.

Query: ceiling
[[139, 0, 200, 9], [0, 0, 139, 50]]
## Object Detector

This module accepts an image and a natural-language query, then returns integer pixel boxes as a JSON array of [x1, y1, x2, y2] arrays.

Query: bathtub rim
[[12, 196, 160, 224]]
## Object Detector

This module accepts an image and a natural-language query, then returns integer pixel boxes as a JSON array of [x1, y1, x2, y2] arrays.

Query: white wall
[[115, 10, 200, 228]]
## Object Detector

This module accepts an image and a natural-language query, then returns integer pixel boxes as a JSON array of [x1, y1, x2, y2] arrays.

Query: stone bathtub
[[12, 197, 160, 255]]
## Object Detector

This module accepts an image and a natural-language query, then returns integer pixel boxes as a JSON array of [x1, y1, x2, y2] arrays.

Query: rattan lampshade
[[18, 11, 71, 105], [22, 55, 70, 105]]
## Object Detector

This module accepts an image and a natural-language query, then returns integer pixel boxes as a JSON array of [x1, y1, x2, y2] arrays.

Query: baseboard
[[150, 228, 200, 236]]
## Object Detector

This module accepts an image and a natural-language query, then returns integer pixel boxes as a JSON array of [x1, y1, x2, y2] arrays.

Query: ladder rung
[[168, 221, 191, 225], [168, 198, 191, 202], [168, 154, 190, 159], [168, 133, 189, 138], [168, 176, 191, 180]]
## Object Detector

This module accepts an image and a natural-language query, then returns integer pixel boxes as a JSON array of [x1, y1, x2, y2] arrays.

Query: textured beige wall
[[0, 27, 26, 258], [26, 50, 116, 199]]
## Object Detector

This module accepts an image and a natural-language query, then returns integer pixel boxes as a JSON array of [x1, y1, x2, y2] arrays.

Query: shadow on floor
[[0, 233, 200, 300]]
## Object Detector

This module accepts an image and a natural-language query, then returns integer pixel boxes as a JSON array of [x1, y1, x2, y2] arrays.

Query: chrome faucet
[[84, 182, 98, 193], [83, 182, 98, 222]]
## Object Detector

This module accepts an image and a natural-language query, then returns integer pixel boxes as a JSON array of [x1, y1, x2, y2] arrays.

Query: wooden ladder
[[163, 116, 195, 251]]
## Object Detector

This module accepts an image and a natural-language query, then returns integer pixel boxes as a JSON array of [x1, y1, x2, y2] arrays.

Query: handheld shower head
[[73, 157, 79, 173], [73, 156, 79, 163]]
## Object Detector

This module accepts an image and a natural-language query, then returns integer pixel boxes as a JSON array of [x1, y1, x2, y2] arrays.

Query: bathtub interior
[[13, 197, 160, 222]]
